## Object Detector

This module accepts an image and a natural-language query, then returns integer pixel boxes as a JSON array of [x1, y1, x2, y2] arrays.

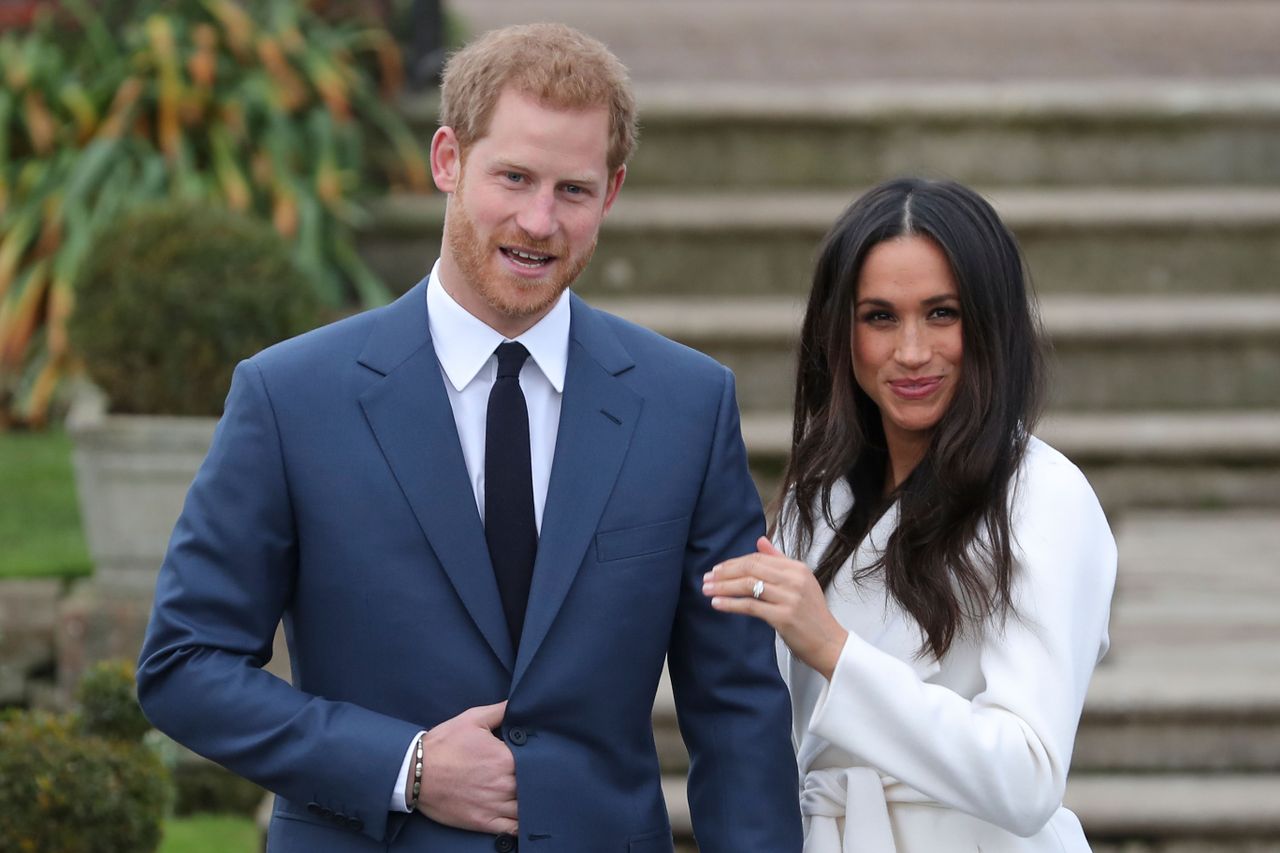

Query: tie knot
[[494, 341, 530, 379]]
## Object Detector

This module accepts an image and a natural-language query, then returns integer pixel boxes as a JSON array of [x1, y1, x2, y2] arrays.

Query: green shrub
[[0, 661, 172, 853], [70, 201, 322, 416], [172, 760, 265, 817], [77, 659, 152, 743]]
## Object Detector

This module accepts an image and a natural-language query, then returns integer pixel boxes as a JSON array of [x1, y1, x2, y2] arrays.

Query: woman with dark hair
[[703, 178, 1116, 851]]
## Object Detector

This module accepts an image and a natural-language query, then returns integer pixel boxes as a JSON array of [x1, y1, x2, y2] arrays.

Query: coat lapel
[[356, 280, 515, 673], [511, 296, 641, 691]]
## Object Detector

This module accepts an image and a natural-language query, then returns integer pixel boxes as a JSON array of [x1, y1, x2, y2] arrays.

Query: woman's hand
[[703, 536, 849, 680]]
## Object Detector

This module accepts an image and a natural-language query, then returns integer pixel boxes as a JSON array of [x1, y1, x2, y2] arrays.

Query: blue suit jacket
[[137, 280, 802, 852]]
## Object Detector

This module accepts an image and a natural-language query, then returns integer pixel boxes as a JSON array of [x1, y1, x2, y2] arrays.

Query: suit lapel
[[511, 296, 641, 691], [357, 281, 515, 673]]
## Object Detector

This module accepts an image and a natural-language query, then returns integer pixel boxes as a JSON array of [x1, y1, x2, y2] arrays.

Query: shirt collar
[[426, 260, 570, 393]]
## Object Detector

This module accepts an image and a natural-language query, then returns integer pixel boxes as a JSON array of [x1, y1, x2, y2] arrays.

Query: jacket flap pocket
[[629, 827, 675, 853], [596, 517, 689, 563]]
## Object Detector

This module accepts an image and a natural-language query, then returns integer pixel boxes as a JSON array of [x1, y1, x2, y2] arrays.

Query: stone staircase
[[367, 82, 1280, 516], [360, 37, 1280, 853]]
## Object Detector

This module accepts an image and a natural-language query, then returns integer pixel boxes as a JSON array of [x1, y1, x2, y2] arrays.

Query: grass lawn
[[161, 814, 258, 853], [0, 429, 92, 580]]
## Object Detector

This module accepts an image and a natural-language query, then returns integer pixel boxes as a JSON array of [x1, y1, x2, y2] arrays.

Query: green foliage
[[160, 814, 258, 853], [0, 0, 430, 427], [69, 200, 321, 415], [173, 760, 265, 816], [77, 659, 153, 743], [0, 428, 91, 579], [0, 662, 172, 853]]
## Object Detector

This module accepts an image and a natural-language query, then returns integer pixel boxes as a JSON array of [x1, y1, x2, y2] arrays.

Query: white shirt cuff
[[390, 731, 427, 813]]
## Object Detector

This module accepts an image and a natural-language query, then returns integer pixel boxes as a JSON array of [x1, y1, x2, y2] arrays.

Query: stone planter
[[66, 394, 215, 594], [60, 394, 216, 697], [66, 396, 217, 600], [60, 393, 291, 701]]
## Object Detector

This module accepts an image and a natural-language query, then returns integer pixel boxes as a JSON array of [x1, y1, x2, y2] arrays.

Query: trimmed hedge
[[0, 661, 172, 852], [70, 201, 322, 416]]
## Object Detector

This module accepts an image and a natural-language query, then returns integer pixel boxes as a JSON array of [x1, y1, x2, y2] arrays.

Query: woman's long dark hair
[[773, 178, 1047, 660]]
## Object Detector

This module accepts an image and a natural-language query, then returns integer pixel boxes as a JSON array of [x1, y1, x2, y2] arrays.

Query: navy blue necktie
[[485, 342, 537, 649]]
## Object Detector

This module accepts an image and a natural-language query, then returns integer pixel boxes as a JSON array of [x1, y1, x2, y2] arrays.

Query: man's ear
[[601, 164, 626, 216], [431, 126, 462, 193]]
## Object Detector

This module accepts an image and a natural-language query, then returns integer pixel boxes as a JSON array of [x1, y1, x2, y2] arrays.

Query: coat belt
[[801, 766, 935, 853]]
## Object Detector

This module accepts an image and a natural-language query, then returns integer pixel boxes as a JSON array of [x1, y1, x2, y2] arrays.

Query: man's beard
[[444, 187, 597, 323]]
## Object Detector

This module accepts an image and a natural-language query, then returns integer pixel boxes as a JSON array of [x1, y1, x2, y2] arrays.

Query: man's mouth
[[500, 246, 555, 268]]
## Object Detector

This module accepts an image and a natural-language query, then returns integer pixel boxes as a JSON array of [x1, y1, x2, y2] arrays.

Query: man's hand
[[413, 700, 518, 834]]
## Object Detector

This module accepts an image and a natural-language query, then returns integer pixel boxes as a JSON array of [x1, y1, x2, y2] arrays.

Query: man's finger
[[489, 817, 519, 834], [466, 700, 508, 729]]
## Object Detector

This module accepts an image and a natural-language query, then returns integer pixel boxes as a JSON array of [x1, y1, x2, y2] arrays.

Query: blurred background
[[1, 1, 1278, 850]]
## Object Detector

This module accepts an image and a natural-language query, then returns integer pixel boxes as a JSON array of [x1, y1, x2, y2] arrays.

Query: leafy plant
[[0, 0, 430, 427], [77, 658, 154, 743], [0, 660, 172, 852], [69, 200, 321, 416]]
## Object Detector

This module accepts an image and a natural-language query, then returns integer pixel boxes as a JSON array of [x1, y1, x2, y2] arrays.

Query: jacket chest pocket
[[595, 516, 690, 564]]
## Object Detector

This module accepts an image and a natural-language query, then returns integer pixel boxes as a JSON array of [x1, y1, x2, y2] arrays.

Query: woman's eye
[[860, 311, 893, 324], [930, 307, 960, 320]]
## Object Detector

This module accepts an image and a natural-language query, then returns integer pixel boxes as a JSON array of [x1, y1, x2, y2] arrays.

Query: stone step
[[589, 294, 1280, 412], [652, 660, 1280, 778], [403, 81, 1280, 189], [1076, 677, 1280, 775], [451, 0, 1280, 86], [740, 409, 1280, 510], [361, 188, 1280, 298], [658, 772, 1280, 850]]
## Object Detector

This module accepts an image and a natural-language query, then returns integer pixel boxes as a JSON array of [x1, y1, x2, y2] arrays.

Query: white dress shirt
[[391, 261, 570, 811]]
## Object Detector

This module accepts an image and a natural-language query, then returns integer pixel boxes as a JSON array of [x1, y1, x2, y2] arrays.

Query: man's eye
[[505, 172, 524, 183], [563, 184, 583, 195]]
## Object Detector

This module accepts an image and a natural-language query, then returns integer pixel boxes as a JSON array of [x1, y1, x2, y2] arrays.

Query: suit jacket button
[[347, 817, 364, 831], [306, 802, 321, 815], [507, 727, 527, 746], [320, 807, 334, 819], [494, 833, 517, 852]]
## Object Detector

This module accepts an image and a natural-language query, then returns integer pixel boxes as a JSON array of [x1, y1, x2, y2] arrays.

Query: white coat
[[779, 437, 1117, 852]]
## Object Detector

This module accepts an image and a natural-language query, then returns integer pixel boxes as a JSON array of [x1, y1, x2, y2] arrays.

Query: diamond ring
[[751, 579, 765, 600]]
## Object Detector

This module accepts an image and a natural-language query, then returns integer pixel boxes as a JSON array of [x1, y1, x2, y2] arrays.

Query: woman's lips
[[889, 376, 943, 400]]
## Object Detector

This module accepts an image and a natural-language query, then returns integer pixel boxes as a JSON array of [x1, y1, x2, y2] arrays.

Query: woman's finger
[[756, 536, 785, 557], [708, 592, 779, 623], [702, 574, 784, 602], [707, 553, 794, 583]]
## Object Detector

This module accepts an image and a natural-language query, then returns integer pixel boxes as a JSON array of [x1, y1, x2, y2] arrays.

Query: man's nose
[[515, 190, 557, 241]]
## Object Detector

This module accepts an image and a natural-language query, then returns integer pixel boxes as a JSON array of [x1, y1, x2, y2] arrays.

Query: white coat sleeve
[[805, 451, 1117, 837]]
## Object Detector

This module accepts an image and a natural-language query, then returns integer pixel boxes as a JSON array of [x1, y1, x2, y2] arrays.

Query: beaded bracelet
[[408, 734, 424, 812]]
